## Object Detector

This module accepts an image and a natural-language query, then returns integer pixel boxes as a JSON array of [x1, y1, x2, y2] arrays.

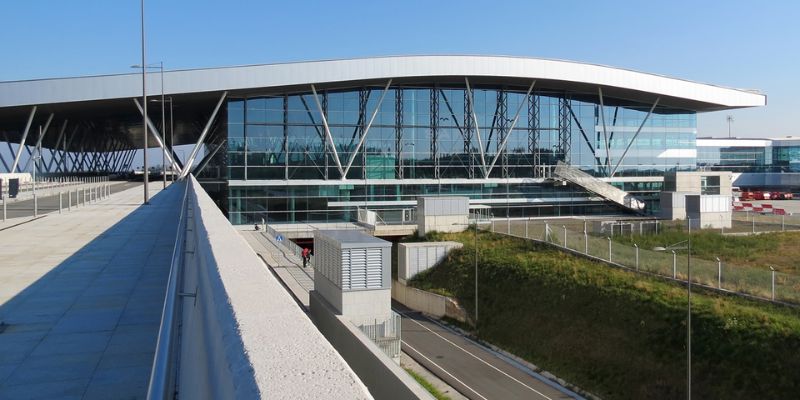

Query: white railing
[[357, 311, 402, 361]]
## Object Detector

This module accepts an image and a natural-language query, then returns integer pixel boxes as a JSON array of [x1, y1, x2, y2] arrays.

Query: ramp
[[553, 161, 646, 213]]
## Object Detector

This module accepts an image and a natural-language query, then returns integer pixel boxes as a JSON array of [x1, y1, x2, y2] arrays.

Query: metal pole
[[474, 222, 479, 326], [607, 237, 612, 261], [544, 222, 549, 242], [58, 192, 62, 214], [782, 215, 785, 231], [563, 225, 567, 248], [140, 0, 149, 204], [525, 219, 528, 238], [771, 267, 776, 301], [169, 98, 174, 181], [584, 231, 588, 254], [717, 257, 722, 289], [672, 250, 677, 279], [635, 244, 639, 270], [68, 190, 71, 211], [687, 236, 692, 400], [160, 62, 166, 189], [33, 135, 38, 218], [2, 194, 5, 221]]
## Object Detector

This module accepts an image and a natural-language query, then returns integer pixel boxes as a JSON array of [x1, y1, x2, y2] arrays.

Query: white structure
[[686, 195, 732, 229], [397, 241, 463, 284], [313, 230, 393, 325], [417, 197, 469, 237], [661, 171, 733, 221]]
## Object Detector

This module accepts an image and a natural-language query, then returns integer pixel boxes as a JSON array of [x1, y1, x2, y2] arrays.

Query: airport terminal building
[[0, 56, 767, 224]]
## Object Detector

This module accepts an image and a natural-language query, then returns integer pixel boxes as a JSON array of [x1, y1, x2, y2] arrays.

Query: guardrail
[[146, 180, 190, 400]]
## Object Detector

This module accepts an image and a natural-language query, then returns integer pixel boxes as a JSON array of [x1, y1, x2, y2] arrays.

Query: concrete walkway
[[0, 182, 182, 400]]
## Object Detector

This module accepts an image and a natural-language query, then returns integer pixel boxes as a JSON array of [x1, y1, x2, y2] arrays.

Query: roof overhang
[[0, 55, 766, 112]]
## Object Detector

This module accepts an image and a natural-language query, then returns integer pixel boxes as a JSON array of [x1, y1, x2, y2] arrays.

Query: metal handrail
[[146, 178, 191, 400]]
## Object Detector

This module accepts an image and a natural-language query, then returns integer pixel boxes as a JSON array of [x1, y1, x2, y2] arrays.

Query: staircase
[[553, 161, 646, 213]]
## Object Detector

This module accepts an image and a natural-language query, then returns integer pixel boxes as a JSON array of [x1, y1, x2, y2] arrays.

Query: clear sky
[[1, 0, 798, 139]]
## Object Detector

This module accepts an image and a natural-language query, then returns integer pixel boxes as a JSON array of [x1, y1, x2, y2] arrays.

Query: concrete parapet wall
[[391, 280, 468, 324], [309, 291, 434, 400], [179, 177, 371, 400]]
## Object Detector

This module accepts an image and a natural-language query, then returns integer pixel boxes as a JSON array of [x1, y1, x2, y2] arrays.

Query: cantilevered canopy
[[0, 55, 766, 151]]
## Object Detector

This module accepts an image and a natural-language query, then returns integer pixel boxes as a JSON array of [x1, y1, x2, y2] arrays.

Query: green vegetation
[[408, 230, 800, 399], [404, 367, 451, 400], [612, 228, 800, 275]]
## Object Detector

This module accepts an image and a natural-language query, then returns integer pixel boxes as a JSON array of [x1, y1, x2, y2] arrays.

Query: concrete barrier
[[391, 280, 469, 324], [309, 291, 434, 400], [178, 177, 371, 399]]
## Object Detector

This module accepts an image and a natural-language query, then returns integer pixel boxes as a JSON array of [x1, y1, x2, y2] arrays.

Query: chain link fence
[[490, 219, 800, 305]]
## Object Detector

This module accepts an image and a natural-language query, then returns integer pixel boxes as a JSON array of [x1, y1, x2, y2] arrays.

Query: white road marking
[[402, 340, 489, 400], [404, 313, 554, 400]]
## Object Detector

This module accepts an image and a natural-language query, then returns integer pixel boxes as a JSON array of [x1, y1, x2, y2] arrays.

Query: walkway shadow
[[0, 183, 184, 399]]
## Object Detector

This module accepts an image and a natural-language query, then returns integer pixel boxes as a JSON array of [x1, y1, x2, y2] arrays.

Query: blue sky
[[1, 0, 797, 139]]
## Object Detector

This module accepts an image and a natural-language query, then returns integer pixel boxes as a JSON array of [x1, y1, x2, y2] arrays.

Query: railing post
[[544, 222, 549, 242], [33, 194, 38, 218], [507, 216, 511, 235], [607, 237, 612, 262], [58, 192, 62, 214], [563, 225, 567, 248], [771, 267, 776, 301], [782, 215, 785, 231], [672, 250, 677, 279], [717, 257, 722, 289], [634, 244, 639, 270], [525, 219, 529, 238], [752, 219, 755, 233], [584, 231, 588, 254]]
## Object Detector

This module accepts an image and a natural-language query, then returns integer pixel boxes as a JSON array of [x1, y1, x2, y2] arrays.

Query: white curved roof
[[0, 55, 765, 111]]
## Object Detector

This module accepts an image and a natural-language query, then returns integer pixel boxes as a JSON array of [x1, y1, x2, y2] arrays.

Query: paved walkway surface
[[1, 181, 140, 221], [240, 230, 314, 308], [0, 182, 183, 400]]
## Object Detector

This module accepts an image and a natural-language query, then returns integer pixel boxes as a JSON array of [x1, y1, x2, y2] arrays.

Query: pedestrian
[[301, 247, 310, 268]]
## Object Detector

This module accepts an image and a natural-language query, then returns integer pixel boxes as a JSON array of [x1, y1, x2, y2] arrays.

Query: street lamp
[[653, 238, 692, 399], [138, 0, 148, 205], [453, 221, 480, 326], [150, 96, 174, 181], [132, 61, 166, 189]]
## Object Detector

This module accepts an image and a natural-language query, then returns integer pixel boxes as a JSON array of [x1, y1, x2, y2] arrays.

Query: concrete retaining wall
[[309, 291, 434, 400], [391, 280, 468, 323], [178, 177, 371, 399]]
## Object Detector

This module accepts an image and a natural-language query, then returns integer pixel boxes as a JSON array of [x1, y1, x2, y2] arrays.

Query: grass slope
[[612, 228, 800, 275], [409, 231, 800, 400]]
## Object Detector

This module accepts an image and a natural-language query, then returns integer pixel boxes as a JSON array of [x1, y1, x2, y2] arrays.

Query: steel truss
[[558, 96, 571, 163]]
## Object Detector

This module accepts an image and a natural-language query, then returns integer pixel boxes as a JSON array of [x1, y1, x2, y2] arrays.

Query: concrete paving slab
[[0, 182, 183, 399]]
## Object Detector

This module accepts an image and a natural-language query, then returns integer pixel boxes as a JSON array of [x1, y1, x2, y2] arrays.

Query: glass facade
[[697, 142, 772, 172], [220, 84, 698, 224]]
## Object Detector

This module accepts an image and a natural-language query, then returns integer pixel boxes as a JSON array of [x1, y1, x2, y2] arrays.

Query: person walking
[[301, 247, 310, 268]]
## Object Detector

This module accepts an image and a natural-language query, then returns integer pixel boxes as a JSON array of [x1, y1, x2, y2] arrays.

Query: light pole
[[654, 239, 692, 399], [726, 115, 734, 138], [139, 0, 149, 204], [132, 62, 166, 189]]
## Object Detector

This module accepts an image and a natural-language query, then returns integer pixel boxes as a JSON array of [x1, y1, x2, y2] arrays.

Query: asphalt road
[[396, 303, 579, 400], [1, 181, 141, 219]]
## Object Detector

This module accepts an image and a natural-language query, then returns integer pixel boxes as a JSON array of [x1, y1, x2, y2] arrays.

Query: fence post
[[545, 222, 550, 242], [717, 257, 722, 289], [752, 219, 755, 234], [68, 190, 71, 211], [507, 217, 510, 235], [58, 192, 62, 214], [584, 231, 588, 254], [525, 219, 529, 238], [672, 250, 677, 279], [634, 244, 639, 271], [607, 237, 612, 262], [782, 215, 785, 231], [563, 225, 567, 248], [771, 267, 776, 301], [33, 194, 38, 218]]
